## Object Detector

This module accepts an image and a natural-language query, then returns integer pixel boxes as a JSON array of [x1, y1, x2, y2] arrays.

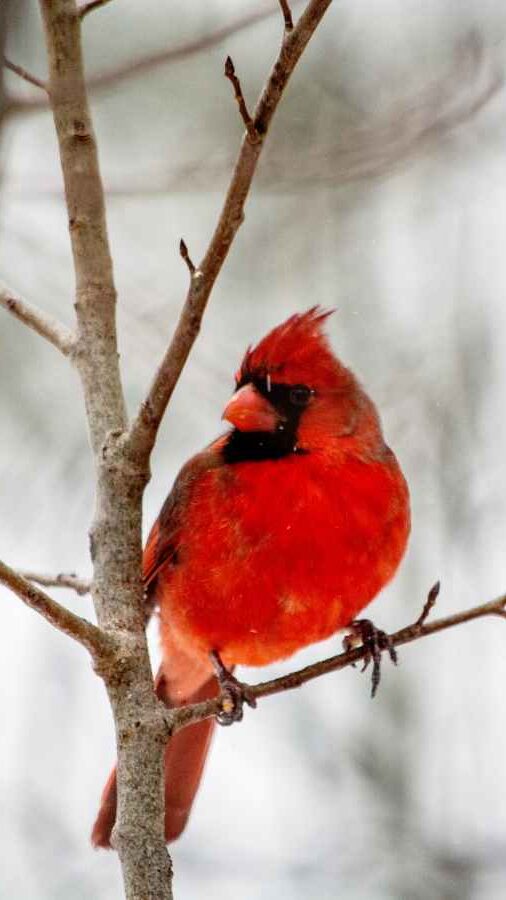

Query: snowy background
[[2, 1, 506, 898]]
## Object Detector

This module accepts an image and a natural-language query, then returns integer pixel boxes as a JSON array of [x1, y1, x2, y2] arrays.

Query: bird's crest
[[236, 307, 347, 390]]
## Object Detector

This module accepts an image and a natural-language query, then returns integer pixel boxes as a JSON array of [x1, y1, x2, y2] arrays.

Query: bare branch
[[278, 0, 294, 31], [276, 592, 506, 692], [38, 4, 173, 895], [3, 56, 48, 92], [20, 571, 91, 596], [0, 560, 110, 656], [39, 0, 126, 454], [0, 285, 76, 356], [224, 56, 259, 143], [78, 0, 113, 19], [168, 590, 506, 733], [6, 3, 302, 115], [128, 0, 334, 463]]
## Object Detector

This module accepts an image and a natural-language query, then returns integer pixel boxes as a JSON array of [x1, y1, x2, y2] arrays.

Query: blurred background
[[2, 1, 506, 897]]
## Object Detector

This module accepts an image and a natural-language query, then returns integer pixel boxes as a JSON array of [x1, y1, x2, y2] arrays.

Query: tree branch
[[127, 0, 334, 463], [168, 590, 506, 733], [278, 0, 294, 31], [224, 56, 259, 142], [3, 56, 48, 92], [20, 571, 91, 596], [38, 3, 173, 897], [0, 285, 76, 356], [39, 0, 126, 455], [78, 0, 113, 19], [0, 560, 110, 656]]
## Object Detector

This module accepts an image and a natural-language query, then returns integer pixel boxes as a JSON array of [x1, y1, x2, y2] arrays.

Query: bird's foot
[[210, 650, 257, 726], [343, 619, 397, 698]]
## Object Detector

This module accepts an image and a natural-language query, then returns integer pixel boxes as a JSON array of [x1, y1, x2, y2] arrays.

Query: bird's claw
[[218, 679, 257, 726], [343, 619, 397, 698], [210, 650, 257, 726]]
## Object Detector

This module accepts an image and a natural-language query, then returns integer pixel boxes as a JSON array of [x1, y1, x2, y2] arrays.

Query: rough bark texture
[[39, 0, 126, 450]]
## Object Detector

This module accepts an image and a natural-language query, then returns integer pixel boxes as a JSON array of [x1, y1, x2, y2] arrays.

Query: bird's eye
[[289, 385, 313, 407]]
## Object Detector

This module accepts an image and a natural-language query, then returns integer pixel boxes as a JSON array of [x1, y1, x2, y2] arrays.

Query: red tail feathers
[[91, 655, 218, 848]]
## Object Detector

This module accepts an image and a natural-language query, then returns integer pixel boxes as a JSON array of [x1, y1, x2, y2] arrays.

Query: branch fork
[[3, 57, 48, 93], [0, 560, 107, 657]]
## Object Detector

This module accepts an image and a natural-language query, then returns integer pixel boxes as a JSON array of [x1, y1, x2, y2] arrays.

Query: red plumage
[[92, 308, 410, 848]]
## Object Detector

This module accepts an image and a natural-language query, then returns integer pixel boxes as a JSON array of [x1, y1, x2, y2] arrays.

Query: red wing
[[143, 519, 179, 589], [142, 484, 185, 624], [142, 440, 224, 603], [142, 520, 160, 588]]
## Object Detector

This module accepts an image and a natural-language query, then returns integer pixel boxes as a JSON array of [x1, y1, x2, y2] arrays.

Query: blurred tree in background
[[2, 2, 506, 898]]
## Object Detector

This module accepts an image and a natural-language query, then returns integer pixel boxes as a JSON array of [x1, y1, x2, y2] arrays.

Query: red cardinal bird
[[92, 308, 410, 848]]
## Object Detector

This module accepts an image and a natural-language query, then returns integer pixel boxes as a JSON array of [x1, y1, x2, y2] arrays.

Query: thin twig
[[0, 560, 110, 656], [224, 56, 259, 142], [0, 285, 76, 356], [6, 3, 302, 115], [127, 0, 334, 463], [179, 239, 196, 275], [20, 571, 92, 596], [168, 590, 506, 733], [79, 0, 113, 19], [3, 56, 48, 92], [278, 0, 294, 30]]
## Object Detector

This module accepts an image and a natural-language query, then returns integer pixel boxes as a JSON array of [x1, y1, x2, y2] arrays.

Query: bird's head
[[222, 308, 384, 462]]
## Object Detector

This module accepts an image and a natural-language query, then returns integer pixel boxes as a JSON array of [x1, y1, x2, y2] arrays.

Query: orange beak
[[222, 383, 278, 433]]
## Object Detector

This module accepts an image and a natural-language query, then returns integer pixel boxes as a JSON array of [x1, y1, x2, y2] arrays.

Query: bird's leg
[[210, 650, 257, 726], [342, 619, 397, 698]]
